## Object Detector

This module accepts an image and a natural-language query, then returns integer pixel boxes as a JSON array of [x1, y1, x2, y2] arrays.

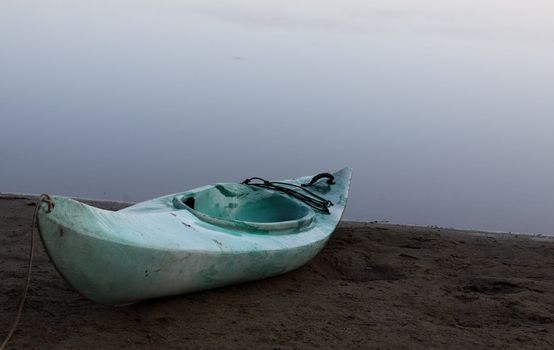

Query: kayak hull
[[37, 167, 352, 305]]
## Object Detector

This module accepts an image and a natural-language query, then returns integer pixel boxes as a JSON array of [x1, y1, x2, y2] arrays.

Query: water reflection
[[1, 1, 554, 234]]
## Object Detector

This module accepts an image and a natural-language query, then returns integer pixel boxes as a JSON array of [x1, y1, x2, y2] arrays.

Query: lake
[[1, 1, 553, 235]]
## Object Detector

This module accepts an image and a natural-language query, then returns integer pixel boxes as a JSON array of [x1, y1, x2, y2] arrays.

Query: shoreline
[[2, 192, 552, 239]]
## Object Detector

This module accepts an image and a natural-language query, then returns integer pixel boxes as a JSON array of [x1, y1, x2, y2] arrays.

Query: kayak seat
[[173, 183, 315, 233]]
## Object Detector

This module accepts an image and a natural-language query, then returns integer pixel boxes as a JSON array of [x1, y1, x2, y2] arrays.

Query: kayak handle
[[301, 173, 335, 187]]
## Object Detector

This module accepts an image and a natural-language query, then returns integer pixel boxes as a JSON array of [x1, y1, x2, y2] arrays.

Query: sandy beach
[[1, 195, 553, 349]]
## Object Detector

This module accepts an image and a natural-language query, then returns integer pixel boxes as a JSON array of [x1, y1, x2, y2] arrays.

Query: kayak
[[36, 167, 352, 305]]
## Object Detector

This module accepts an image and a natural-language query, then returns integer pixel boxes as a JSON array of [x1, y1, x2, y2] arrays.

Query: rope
[[242, 177, 333, 214], [0, 194, 53, 350]]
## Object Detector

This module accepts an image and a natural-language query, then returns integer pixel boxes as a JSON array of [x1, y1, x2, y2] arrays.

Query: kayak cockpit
[[172, 183, 314, 233]]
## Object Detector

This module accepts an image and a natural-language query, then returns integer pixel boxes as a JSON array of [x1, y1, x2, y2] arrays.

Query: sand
[[1, 195, 553, 349]]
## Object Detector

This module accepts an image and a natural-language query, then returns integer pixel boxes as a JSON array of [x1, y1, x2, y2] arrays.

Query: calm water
[[1, 1, 554, 235]]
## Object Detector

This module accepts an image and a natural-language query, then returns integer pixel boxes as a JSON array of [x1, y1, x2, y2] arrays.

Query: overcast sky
[[2, 1, 554, 234]]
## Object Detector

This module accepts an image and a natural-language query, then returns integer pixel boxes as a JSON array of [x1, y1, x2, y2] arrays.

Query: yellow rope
[[0, 194, 53, 350]]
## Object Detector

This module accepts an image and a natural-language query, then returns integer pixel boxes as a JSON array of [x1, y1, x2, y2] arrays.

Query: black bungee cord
[[242, 173, 335, 214]]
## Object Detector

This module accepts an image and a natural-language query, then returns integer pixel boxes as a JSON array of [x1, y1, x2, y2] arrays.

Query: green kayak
[[37, 167, 352, 305]]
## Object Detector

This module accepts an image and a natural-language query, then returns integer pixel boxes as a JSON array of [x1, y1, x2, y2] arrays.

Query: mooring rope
[[0, 194, 54, 350]]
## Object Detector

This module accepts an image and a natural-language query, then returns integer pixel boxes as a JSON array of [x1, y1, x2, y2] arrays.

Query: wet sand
[[1, 195, 553, 349]]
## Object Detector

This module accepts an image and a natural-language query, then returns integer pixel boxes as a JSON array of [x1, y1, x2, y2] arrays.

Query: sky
[[1, 1, 554, 234]]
